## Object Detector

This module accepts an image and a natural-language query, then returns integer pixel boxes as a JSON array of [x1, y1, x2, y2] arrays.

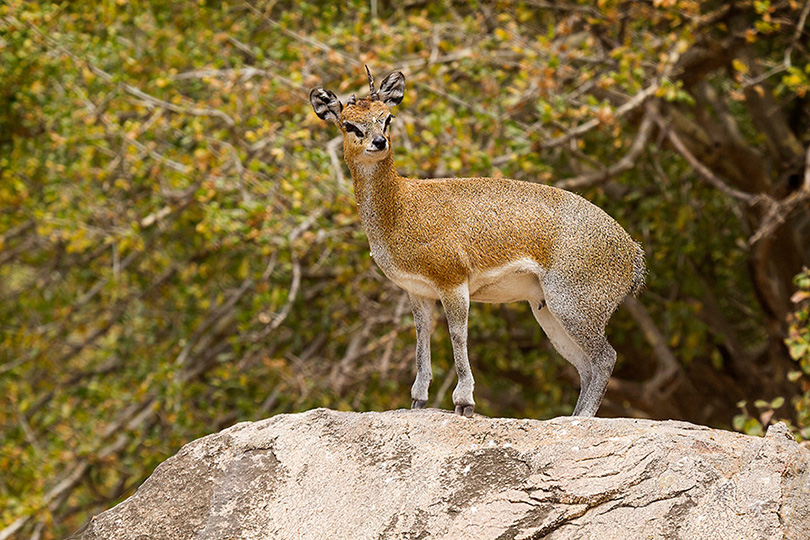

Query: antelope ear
[[309, 87, 342, 124], [377, 71, 405, 107]]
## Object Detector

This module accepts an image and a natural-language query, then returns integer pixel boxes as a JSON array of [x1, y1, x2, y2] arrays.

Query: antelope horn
[[365, 65, 379, 101]]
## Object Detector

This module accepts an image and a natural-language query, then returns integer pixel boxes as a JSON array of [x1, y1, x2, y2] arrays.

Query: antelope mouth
[[363, 146, 389, 159]]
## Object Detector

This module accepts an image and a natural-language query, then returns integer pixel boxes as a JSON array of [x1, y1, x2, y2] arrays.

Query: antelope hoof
[[411, 399, 427, 409], [454, 404, 474, 417]]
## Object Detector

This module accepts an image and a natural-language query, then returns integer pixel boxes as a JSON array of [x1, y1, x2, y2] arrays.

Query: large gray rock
[[73, 408, 810, 539]]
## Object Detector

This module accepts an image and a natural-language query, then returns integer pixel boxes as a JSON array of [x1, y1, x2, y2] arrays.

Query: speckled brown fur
[[310, 70, 645, 418]]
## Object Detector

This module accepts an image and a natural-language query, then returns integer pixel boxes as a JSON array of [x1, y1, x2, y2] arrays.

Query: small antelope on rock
[[310, 67, 645, 417]]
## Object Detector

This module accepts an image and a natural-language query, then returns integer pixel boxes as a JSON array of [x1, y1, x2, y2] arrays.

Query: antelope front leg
[[440, 285, 474, 417], [409, 294, 435, 409]]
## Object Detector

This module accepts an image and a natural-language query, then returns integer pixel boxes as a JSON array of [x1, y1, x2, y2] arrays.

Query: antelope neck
[[346, 153, 399, 188], [346, 153, 401, 208], [345, 153, 401, 245]]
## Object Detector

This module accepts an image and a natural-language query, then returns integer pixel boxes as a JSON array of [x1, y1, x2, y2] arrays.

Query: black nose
[[371, 135, 387, 150]]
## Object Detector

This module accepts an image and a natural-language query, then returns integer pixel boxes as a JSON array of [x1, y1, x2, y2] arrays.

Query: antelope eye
[[343, 122, 365, 138], [384, 115, 394, 132]]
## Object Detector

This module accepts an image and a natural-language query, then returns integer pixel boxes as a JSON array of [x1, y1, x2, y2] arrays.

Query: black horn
[[365, 65, 379, 101]]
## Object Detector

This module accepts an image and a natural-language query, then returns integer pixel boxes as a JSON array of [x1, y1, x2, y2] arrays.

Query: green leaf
[[789, 341, 809, 361]]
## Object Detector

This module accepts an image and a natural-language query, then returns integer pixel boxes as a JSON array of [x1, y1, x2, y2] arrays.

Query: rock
[[72, 408, 810, 540]]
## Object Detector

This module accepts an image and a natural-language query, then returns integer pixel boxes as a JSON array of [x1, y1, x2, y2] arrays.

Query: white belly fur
[[468, 258, 545, 303], [372, 248, 545, 304]]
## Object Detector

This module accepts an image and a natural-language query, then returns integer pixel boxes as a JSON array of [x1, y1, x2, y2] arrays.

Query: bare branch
[[748, 145, 810, 245], [250, 209, 324, 341], [0, 235, 36, 267], [0, 219, 35, 244], [431, 368, 456, 409], [327, 135, 346, 190], [173, 274, 255, 369], [28, 522, 44, 540], [0, 515, 28, 540], [539, 83, 660, 149], [95, 106, 192, 174], [539, 37, 686, 149], [621, 297, 683, 402], [12, 15, 235, 127], [411, 80, 510, 126], [506, 0, 600, 15], [649, 106, 762, 204], [380, 292, 411, 374], [120, 82, 235, 127], [172, 65, 304, 92], [649, 102, 809, 247], [556, 109, 655, 190], [0, 398, 157, 540], [244, 4, 357, 68]]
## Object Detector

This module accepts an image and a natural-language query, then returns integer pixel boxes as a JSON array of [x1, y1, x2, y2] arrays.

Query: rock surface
[[72, 408, 810, 540]]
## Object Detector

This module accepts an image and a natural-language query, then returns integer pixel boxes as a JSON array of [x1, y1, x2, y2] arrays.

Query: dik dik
[[310, 68, 645, 417]]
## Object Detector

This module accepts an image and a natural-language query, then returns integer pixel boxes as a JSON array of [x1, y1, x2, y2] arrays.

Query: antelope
[[310, 67, 645, 417]]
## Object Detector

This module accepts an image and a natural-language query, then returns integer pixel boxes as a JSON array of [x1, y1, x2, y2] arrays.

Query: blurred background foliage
[[1, 0, 809, 537]]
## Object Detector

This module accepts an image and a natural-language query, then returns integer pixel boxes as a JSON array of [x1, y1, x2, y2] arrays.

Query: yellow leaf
[[731, 59, 748, 75], [237, 258, 249, 280], [494, 28, 509, 41]]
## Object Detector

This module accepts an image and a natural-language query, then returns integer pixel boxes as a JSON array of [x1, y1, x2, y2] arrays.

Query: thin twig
[[430, 367, 456, 409], [748, 145, 810, 245], [539, 37, 686, 149], [12, 15, 235, 127], [650, 105, 810, 246], [742, 0, 810, 89], [540, 81, 661, 150], [327, 135, 346, 189], [622, 297, 683, 401], [250, 210, 324, 341], [650, 107, 760, 204], [120, 82, 235, 127], [0, 398, 157, 540], [556, 109, 655, 189], [380, 292, 410, 374]]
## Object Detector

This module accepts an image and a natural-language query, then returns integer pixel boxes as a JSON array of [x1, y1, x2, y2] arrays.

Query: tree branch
[[11, 15, 236, 128], [621, 297, 684, 402], [0, 398, 157, 540], [649, 106, 763, 205], [748, 145, 810, 245], [249, 210, 324, 342], [538, 34, 686, 150], [556, 108, 655, 189]]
